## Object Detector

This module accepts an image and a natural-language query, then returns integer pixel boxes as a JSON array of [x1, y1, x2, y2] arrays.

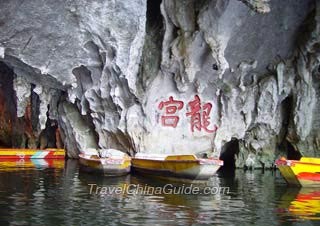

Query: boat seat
[[99, 149, 127, 158], [134, 153, 198, 161], [134, 153, 168, 160]]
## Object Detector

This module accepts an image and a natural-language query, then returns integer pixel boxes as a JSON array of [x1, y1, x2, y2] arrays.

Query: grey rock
[[0, 0, 319, 167]]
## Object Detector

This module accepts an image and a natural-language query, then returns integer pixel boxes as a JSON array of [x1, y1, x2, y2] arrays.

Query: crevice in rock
[[30, 84, 40, 132], [194, 0, 209, 32], [72, 65, 93, 93], [219, 138, 239, 172], [109, 130, 135, 156], [280, 95, 293, 138], [82, 108, 100, 150], [138, 0, 164, 92]]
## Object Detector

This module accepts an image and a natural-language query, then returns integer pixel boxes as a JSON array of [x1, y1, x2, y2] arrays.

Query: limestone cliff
[[0, 0, 319, 168]]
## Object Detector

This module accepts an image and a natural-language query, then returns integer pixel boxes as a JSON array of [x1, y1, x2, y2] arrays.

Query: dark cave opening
[[286, 140, 302, 160], [38, 107, 62, 149], [0, 61, 17, 147], [279, 95, 302, 160], [281, 96, 293, 131], [219, 138, 239, 173], [147, 0, 162, 27]]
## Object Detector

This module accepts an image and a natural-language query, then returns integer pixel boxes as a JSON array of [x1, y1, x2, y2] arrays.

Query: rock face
[[0, 0, 319, 168]]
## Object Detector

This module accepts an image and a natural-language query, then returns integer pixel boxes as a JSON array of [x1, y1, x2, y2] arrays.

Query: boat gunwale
[[132, 158, 223, 165], [0, 156, 65, 159], [79, 154, 130, 163], [0, 148, 64, 151], [276, 159, 320, 167]]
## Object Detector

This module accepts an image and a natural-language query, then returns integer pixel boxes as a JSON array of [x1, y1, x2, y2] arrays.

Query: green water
[[0, 160, 319, 226]]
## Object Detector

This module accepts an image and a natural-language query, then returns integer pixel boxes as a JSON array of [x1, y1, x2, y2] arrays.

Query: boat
[[275, 157, 320, 187], [79, 149, 131, 176], [0, 159, 65, 171], [0, 148, 65, 159], [131, 153, 223, 181]]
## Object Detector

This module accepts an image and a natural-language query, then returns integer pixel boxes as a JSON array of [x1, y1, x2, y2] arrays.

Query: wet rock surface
[[0, 0, 319, 167]]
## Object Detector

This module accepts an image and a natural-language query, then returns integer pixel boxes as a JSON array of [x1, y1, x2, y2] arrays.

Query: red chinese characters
[[158, 95, 218, 133], [186, 95, 218, 133], [158, 96, 184, 128]]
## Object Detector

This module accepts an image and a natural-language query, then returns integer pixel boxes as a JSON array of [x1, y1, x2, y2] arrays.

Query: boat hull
[[79, 154, 131, 176], [0, 148, 65, 159], [0, 159, 65, 171], [276, 157, 320, 187], [132, 155, 223, 181]]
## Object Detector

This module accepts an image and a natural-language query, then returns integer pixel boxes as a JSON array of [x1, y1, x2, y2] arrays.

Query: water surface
[[0, 160, 319, 225]]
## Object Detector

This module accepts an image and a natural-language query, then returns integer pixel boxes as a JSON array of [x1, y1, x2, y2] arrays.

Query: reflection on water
[[278, 187, 320, 221], [0, 160, 319, 225]]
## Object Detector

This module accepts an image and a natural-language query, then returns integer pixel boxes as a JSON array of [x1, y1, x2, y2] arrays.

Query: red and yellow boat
[[0, 148, 65, 159], [275, 157, 320, 187], [0, 159, 65, 171], [132, 153, 223, 181]]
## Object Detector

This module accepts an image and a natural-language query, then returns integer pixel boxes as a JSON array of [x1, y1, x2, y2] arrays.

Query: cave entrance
[[0, 61, 63, 149], [285, 140, 301, 160], [146, 0, 162, 29], [0, 61, 17, 147], [219, 138, 239, 172], [279, 95, 301, 160]]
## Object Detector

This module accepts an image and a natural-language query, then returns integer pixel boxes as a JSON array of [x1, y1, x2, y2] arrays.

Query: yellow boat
[[79, 149, 131, 176], [275, 157, 320, 187], [0, 148, 65, 159], [131, 153, 223, 181]]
